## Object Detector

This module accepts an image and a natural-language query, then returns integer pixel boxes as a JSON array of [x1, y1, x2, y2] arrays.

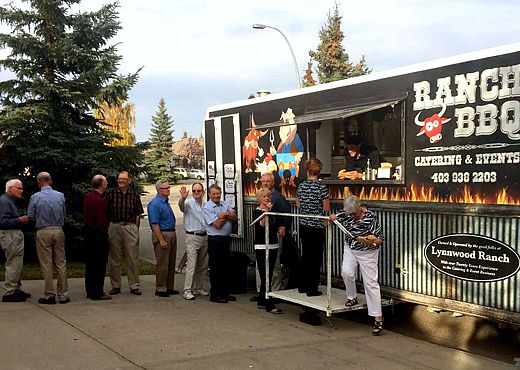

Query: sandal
[[372, 319, 383, 335], [267, 307, 283, 314], [345, 297, 358, 307]]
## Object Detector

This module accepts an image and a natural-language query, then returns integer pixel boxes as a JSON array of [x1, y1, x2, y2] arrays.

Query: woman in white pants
[[329, 195, 384, 335]]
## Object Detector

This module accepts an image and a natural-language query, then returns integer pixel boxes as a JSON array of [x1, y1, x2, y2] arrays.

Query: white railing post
[[264, 214, 270, 302]]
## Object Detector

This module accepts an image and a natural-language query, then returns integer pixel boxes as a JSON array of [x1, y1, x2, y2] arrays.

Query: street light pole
[[252, 23, 301, 89]]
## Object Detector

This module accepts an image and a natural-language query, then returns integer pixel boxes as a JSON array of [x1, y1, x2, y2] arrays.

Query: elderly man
[[0, 179, 30, 302], [83, 174, 111, 300], [148, 180, 178, 297], [28, 172, 69, 304], [105, 171, 144, 296], [202, 184, 237, 303], [179, 182, 209, 300]]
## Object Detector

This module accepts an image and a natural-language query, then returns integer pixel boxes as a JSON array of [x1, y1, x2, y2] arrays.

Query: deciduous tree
[[94, 100, 136, 146]]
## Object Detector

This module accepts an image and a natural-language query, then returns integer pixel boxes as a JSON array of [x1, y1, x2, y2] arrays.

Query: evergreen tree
[[0, 0, 140, 247], [145, 98, 175, 182], [310, 2, 371, 84]]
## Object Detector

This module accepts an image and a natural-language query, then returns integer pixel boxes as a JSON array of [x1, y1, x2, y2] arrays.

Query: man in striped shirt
[[105, 171, 144, 296]]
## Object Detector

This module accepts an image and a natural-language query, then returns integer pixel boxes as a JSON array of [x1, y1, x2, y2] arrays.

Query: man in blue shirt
[[147, 180, 178, 297], [0, 179, 30, 302], [202, 184, 237, 303], [27, 172, 69, 305]]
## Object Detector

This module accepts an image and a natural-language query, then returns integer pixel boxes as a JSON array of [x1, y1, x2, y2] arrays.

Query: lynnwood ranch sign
[[424, 233, 520, 282]]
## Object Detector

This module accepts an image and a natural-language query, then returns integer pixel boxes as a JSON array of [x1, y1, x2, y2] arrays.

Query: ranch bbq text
[[413, 64, 520, 140]]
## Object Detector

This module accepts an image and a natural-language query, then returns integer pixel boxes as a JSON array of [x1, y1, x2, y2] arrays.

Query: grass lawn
[[0, 260, 155, 281]]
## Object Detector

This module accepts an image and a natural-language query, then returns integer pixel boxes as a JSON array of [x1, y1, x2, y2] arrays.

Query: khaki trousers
[[152, 231, 177, 292], [0, 229, 24, 295], [183, 234, 208, 292], [36, 227, 68, 299], [108, 223, 140, 290]]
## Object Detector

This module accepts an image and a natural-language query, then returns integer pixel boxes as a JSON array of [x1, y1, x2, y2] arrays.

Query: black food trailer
[[203, 43, 520, 324]]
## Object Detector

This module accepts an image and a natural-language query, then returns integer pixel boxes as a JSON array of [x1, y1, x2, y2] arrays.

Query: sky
[[3, 0, 520, 142]]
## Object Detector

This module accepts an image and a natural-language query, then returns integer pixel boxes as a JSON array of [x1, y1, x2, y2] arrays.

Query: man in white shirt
[[178, 183, 209, 300]]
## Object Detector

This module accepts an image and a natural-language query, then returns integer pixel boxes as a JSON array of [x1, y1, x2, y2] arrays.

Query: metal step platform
[[268, 286, 393, 316]]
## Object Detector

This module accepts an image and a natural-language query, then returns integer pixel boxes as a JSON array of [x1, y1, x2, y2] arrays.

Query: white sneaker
[[183, 291, 195, 300], [193, 289, 209, 296]]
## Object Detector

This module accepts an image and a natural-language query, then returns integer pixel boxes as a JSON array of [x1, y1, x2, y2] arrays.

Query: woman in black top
[[253, 188, 283, 314], [296, 158, 330, 296]]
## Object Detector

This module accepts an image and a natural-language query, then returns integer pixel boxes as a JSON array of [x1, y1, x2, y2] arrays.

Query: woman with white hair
[[329, 195, 384, 335]]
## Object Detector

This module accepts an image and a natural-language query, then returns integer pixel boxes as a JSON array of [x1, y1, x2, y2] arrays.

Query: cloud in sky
[[3, 0, 520, 141]]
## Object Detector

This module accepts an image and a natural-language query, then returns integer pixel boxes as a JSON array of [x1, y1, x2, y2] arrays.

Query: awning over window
[[248, 96, 406, 131]]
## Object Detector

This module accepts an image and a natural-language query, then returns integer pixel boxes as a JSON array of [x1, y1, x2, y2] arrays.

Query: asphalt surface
[[0, 276, 516, 370]]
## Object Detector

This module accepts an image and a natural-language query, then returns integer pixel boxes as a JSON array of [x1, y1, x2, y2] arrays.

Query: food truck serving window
[[322, 99, 405, 183], [247, 97, 406, 184]]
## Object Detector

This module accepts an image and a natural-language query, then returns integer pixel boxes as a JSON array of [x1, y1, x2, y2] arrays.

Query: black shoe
[[38, 296, 56, 305], [298, 288, 307, 294], [130, 289, 142, 296], [2, 293, 26, 302], [373, 319, 384, 336], [59, 297, 71, 304], [226, 295, 237, 302], [249, 295, 258, 302], [167, 289, 180, 295], [306, 291, 323, 297], [91, 294, 112, 301], [15, 290, 31, 299], [155, 291, 170, 298], [209, 296, 228, 303], [109, 288, 121, 295]]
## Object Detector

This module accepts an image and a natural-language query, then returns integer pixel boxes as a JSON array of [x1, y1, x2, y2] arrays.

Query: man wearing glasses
[[147, 180, 178, 297], [203, 184, 237, 303], [178, 182, 209, 300], [105, 171, 144, 296], [0, 179, 30, 302]]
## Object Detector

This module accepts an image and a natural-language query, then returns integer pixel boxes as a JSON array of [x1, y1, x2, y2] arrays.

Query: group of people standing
[[293, 157, 385, 335], [1, 162, 385, 335], [252, 159, 385, 335], [0, 171, 228, 306], [0, 173, 68, 304]]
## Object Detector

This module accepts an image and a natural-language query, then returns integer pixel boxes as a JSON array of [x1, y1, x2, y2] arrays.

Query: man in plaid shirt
[[105, 171, 144, 296]]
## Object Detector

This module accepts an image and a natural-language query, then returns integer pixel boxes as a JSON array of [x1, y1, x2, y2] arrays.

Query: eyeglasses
[[159, 187, 170, 190], [192, 190, 203, 193], [13, 186, 23, 190]]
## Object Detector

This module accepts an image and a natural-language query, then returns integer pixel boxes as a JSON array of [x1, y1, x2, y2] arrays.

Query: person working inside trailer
[[338, 136, 382, 180]]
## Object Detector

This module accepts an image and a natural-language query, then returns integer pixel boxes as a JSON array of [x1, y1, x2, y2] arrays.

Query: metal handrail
[[249, 211, 354, 316]]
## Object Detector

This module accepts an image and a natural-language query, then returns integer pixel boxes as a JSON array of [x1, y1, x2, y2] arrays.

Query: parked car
[[188, 169, 205, 180], [172, 167, 188, 179]]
